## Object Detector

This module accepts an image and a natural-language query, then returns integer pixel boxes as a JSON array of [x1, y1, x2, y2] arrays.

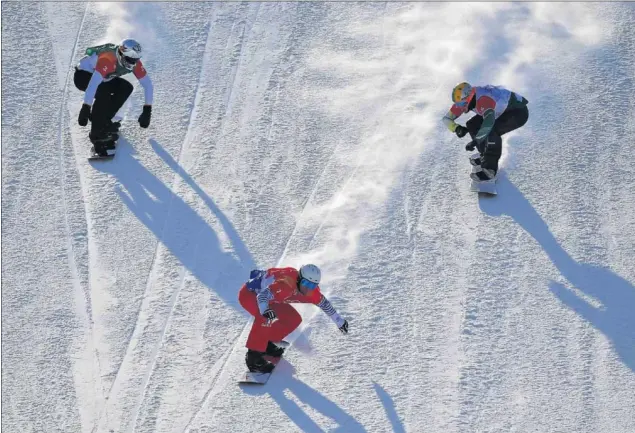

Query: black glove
[[455, 125, 468, 138], [465, 140, 477, 152], [78, 103, 91, 127], [338, 319, 349, 334], [262, 309, 277, 325], [138, 105, 152, 128]]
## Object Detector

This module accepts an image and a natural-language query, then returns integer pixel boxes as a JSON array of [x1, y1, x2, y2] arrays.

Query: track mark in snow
[[180, 340, 240, 433], [165, 6, 272, 427], [120, 6, 262, 431], [179, 10, 335, 427], [98, 3, 222, 416], [56, 6, 90, 322], [54, 4, 106, 432], [127, 266, 188, 433], [216, 3, 261, 139], [91, 12, 222, 432], [279, 137, 342, 261]]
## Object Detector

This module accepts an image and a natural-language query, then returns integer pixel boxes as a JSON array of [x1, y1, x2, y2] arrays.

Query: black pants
[[466, 104, 529, 172], [74, 68, 133, 135]]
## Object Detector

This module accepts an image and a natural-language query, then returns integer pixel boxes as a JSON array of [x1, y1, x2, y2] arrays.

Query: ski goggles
[[455, 99, 469, 108], [118, 48, 140, 66], [123, 56, 139, 65], [454, 98, 473, 113], [299, 278, 319, 290]]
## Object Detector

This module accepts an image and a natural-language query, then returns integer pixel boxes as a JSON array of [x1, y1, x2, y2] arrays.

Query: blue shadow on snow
[[373, 382, 406, 433], [478, 177, 635, 373], [91, 137, 255, 311], [241, 361, 367, 433]]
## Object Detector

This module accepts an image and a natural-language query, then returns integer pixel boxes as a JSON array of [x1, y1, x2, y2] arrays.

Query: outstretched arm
[[137, 75, 154, 105], [317, 295, 348, 333], [442, 108, 460, 133], [442, 103, 469, 138]]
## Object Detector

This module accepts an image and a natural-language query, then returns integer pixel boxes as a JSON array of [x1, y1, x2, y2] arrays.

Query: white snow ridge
[[2, 3, 634, 433]]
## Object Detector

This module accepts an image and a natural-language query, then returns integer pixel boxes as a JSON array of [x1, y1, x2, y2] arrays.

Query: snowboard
[[470, 164, 497, 195], [239, 355, 282, 385], [88, 148, 116, 160], [470, 178, 497, 195], [238, 341, 290, 385]]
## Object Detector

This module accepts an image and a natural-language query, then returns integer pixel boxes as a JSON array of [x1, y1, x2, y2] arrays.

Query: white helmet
[[299, 264, 321, 286], [116, 38, 142, 70]]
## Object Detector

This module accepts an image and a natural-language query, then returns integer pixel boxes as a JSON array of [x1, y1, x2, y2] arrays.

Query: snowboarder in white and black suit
[[74, 38, 154, 156]]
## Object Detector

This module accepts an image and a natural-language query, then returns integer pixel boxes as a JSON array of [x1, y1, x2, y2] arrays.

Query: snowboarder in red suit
[[238, 264, 349, 373]]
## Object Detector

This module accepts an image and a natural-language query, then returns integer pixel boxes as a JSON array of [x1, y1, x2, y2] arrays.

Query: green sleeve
[[475, 109, 496, 143]]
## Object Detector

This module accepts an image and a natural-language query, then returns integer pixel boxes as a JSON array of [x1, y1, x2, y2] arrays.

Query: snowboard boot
[[105, 140, 117, 152], [90, 141, 109, 157], [90, 131, 117, 157], [101, 126, 119, 143], [105, 120, 121, 134], [265, 341, 285, 358], [246, 349, 276, 373], [469, 153, 482, 167], [470, 167, 497, 182], [90, 130, 117, 144], [90, 142, 117, 157]]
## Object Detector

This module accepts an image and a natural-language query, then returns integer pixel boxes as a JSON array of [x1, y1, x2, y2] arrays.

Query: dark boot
[[105, 140, 117, 152], [265, 341, 285, 358], [90, 120, 118, 143], [89, 132, 116, 157], [105, 120, 121, 134], [91, 143, 109, 157], [245, 350, 275, 373]]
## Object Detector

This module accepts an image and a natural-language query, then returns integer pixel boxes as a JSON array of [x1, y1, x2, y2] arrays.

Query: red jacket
[[243, 266, 347, 328], [247, 267, 321, 307]]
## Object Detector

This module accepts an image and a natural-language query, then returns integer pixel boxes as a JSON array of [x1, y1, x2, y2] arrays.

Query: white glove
[[331, 313, 348, 334]]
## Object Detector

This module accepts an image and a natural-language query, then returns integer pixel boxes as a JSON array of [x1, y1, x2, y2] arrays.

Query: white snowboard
[[238, 341, 289, 385], [470, 178, 497, 195], [470, 165, 497, 195], [239, 366, 278, 385]]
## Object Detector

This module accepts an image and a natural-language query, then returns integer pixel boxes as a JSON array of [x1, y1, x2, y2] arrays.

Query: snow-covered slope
[[2, 3, 634, 433]]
